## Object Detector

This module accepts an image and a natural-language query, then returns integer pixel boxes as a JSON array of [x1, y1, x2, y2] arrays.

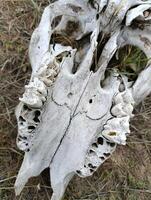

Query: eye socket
[[65, 20, 80, 36], [107, 45, 148, 81], [51, 15, 63, 29]]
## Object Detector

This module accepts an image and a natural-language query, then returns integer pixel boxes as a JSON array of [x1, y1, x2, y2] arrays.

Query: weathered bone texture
[[15, 1, 151, 199]]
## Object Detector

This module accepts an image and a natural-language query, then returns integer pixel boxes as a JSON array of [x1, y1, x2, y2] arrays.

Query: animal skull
[[15, 0, 151, 199]]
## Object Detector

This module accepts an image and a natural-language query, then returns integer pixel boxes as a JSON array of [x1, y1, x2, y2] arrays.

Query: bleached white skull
[[15, 0, 151, 199]]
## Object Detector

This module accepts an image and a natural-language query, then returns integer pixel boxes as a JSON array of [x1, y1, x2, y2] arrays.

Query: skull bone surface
[[15, 0, 151, 200]]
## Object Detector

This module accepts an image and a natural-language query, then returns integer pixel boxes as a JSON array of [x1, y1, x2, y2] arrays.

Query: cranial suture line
[[15, 1, 151, 200]]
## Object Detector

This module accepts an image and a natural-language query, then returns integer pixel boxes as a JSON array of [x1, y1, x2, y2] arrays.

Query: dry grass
[[0, 1, 151, 200]]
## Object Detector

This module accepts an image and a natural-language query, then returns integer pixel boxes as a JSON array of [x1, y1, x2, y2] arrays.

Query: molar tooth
[[40, 77, 53, 86], [32, 77, 47, 96], [120, 116, 130, 133], [111, 103, 126, 117], [123, 103, 134, 117], [37, 65, 48, 77], [19, 92, 43, 108], [102, 129, 127, 145], [102, 116, 130, 144], [106, 117, 130, 133], [114, 93, 123, 104], [122, 90, 135, 105], [111, 103, 133, 117]]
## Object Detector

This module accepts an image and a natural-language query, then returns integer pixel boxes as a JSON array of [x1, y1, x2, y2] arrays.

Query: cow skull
[[15, 0, 151, 200]]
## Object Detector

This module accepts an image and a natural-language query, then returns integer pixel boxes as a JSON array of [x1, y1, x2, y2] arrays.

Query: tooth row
[[102, 89, 134, 145], [16, 46, 65, 152], [76, 136, 116, 177], [19, 77, 47, 108], [17, 64, 59, 151], [76, 88, 134, 177]]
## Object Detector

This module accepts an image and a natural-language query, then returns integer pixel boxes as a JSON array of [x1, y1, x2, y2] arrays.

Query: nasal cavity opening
[[90, 32, 111, 72], [51, 15, 63, 29]]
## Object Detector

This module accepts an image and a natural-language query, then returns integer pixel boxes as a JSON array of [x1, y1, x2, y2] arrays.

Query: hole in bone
[[18, 135, 27, 140], [76, 170, 81, 175], [35, 110, 41, 117], [51, 15, 63, 29], [41, 168, 51, 186], [96, 13, 99, 20], [51, 31, 91, 74], [50, 33, 78, 49], [89, 149, 95, 154], [19, 116, 26, 122], [67, 92, 73, 98], [106, 141, 116, 147], [65, 20, 80, 37], [33, 117, 40, 123], [90, 169, 94, 173], [101, 5, 107, 13], [130, 16, 149, 30], [103, 153, 111, 157], [56, 52, 68, 63], [143, 9, 151, 18], [88, 0, 99, 10], [99, 156, 105, 160], [90, 32, 111, 72], [17, 137, 22, 142], [100, 70, 111, 88], [72, 33, 91, 74], [89, 99, 93, 104], [33, 110, 41, 123], [119, 82, 125, 92], [97, 137, 104, 145], [23, 104, 31, 111], [28, 126, 36, 130], [108, 132, 117, 136], [88, 163, 97, 169], [23, 104, 28, 110], [107, 45, 148, 81], [92, 143, 98, 148]]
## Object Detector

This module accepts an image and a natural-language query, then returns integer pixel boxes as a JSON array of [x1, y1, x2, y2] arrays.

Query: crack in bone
[[16, 44, 72, 152], [15, 1, 151, 200], [76, 75, 134, 177]]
